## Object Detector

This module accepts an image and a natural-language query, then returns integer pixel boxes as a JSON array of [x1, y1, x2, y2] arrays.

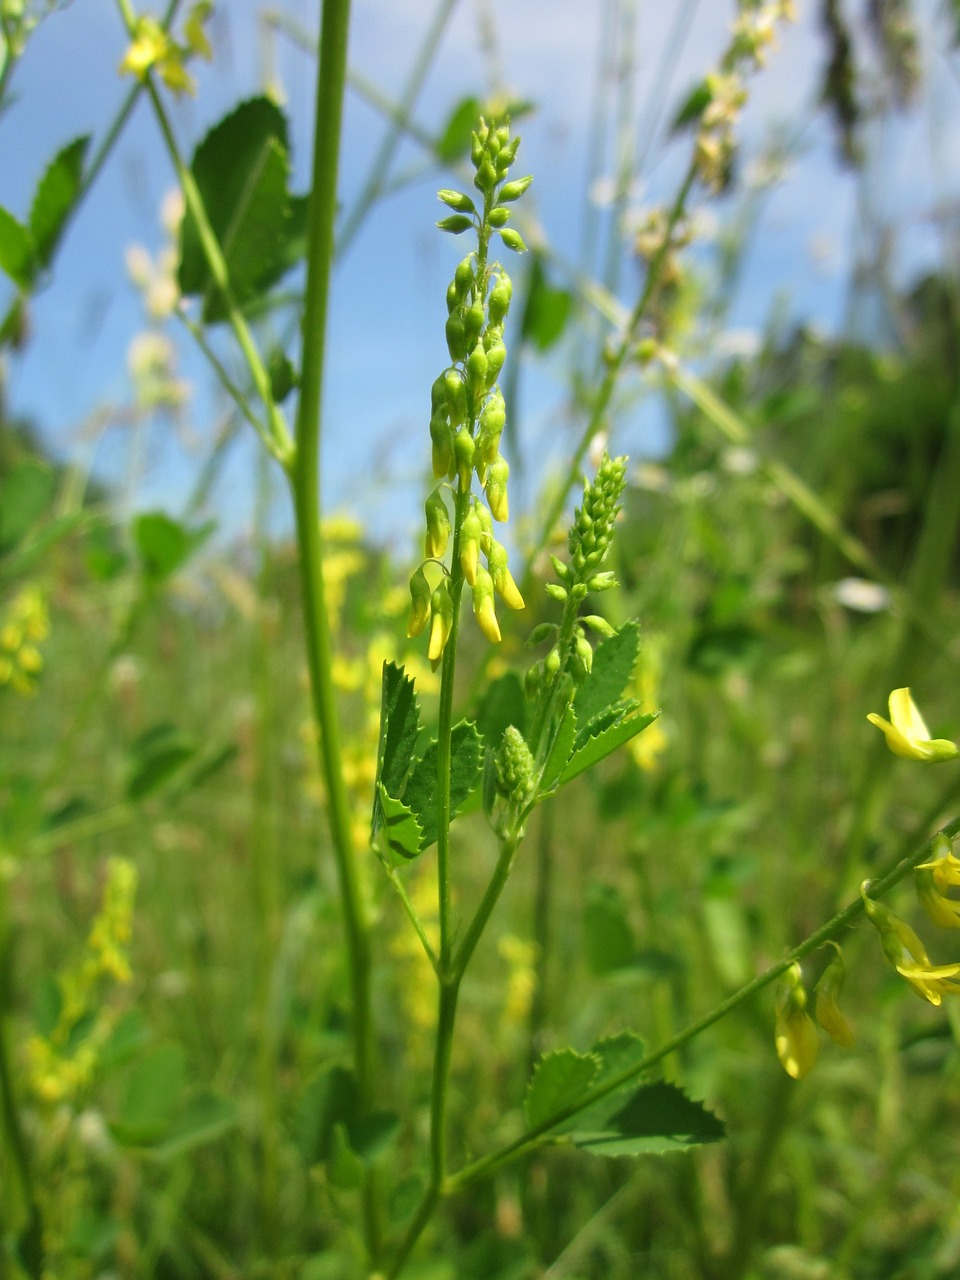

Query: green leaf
[[151, 1091, 238, 1161], [133, 512, 214, 582], [0, 207, 35, 289], [294, 1065, 398, 1170], [475, 670, 527, 748], [574, 620, 641, 726], [375, 783, 423, 861], [574, 698, 642, 752], [29, 136, 90, 269], [110, 1044, 186, 1146], [435, 96, 483, 163], [554, 1032, 647, 1136], [375, 662, 422, 799], [558, 711, 659, 786], [404, 720, 483, 851], [126, 725, 197, 802], [583, 883, 637, 975], [671, 79, 712, 132], [520, 255, 572, 353], [525, 1048, 599, 1130], [539, 703, 577, 793], [570, 1081, 725, 1156], [0, 459, 56, 554], [178, 97, 295, 323]]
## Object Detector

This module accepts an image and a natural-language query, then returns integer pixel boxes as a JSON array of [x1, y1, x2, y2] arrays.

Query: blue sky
[[2, 0, 958, 546]]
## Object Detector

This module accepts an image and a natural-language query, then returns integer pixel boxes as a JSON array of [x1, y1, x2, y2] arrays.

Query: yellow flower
[[867, 688, 959, 762], [814, 943, 854, 1048], [774, 963, 819, 1079], [862, 884, 960, 1006], [915, 833, 960, 931]]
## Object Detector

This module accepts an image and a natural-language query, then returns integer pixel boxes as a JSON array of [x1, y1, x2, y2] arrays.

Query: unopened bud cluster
[[527, 453, 627, 690], [409, 119, 531, 666], [495, 725, 536, 808]]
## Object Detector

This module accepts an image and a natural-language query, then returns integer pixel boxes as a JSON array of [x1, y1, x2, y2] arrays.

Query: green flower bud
[[430, 410, 454, 480], [431, 374, 448, 411], [496, 135, 520, 170], [485, 454, 509, 522], [470, 131, 485, 167], [453, 429, 476, 491], [472, 566, 501, 644], [474, 156, 498, 193], [455, 255, 475, 295], [460, 502, 484, 585], [485, 341, 507, 388], [586, 571, 617, 593], [463, 302, 485, 348], [446, 314, 467, 361], [487, 206, 510, 228], [438, 189, 476, 214], [544, 647, 561, 675], [488, 276, 512, 323], [475, 498, 494, 551], [446, 281, 459, 313], [498, 174, 532, 202], [466, 342, 488, 397], [549, 555, 571, 583], [444, 370, 467, 428], [574, 633, 594, 676], [582, 614, 617, 638], [407, 565, 432, 638], [545, 583, 567, 603], [526, 622, 558, 647], [437, 214, 474, 234], [478, 389, 506, 465], [495, 725, 536, 803], [499, 227, 527, 253], [424, 488, 451, 559]]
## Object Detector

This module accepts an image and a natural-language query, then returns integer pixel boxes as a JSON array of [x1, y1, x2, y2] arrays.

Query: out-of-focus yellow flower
[[915, 833, 960, 931], [498, 935, 538, 1026], [0, 586, 49, 696], [775, 963, 820, 1079], [867, 688, 959, 763], [862, 883, 960, 1006], [630, 633, 667, 772], [814, 943, 854, 1048]]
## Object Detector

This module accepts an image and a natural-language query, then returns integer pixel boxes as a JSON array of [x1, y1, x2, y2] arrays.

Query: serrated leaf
[[525, 1048, 599, 1130], [574, 698, 642, 753], [371, 662, 422, 845], [555, 1032, 647, 1136], [574, 621, 641, 727], [375, 783, 423, 861], [404, 720, 483, 850], [178, 98, 295, 323], [29, 135, 90, 269], [0, 207, 35, 288], [558, 711, 659, 786], [570, 1081, 725, 1156], [539, 702, 577, 793]]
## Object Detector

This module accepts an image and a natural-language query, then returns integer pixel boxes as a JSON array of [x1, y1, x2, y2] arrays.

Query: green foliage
[[0, 136, 89, 291], [178, 97, 302, 322]]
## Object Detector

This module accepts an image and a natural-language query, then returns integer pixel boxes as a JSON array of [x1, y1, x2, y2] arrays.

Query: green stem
[[114, 0, 293, 466], [287, 0, 382, 1265], [447, 815, 960, 1191]]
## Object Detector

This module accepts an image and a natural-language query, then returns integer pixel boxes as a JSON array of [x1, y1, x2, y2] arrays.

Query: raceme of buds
[[495, 725, 536, 805], [569, 453, 628, 580]]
